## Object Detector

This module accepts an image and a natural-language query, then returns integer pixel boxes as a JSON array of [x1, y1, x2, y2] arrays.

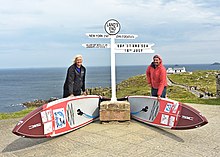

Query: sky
[[0, 0, 220, 68]]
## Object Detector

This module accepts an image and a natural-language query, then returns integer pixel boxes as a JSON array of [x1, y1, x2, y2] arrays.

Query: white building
[[167, 67, 186, 74]]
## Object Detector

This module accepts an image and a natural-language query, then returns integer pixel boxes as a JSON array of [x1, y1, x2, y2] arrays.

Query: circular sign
[[104, 19, 121, 35]]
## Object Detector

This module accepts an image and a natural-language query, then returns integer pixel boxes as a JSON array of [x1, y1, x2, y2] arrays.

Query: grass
[[168, 70, 219, 94], [0, 107, 36, 120], [167, 86, 220, 104], [91, 71, 220, 105]]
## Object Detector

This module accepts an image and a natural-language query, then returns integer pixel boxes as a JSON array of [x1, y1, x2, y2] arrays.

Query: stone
[[100, 101, 130, 122]]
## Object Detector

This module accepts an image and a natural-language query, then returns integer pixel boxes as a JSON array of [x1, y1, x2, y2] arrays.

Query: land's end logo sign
[[104, 19, 121, 35]]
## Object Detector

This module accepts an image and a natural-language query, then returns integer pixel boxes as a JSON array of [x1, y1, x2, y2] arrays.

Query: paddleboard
[[12, 95, 100, 138], [128, 96, 208, 130]]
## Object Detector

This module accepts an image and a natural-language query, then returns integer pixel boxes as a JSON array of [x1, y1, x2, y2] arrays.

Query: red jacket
[[146, 61, 167, 96]]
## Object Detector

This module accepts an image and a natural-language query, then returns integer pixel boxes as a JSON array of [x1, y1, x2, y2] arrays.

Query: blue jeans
[[151, 87, 167, 98]]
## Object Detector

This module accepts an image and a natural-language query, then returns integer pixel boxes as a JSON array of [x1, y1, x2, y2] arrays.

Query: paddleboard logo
[[160, 114, 169, 125], [181, 115, 194, 121], [148, 100, 160, 122], [41, 110, 53, 134], [169, 116, 175, 127], [41, 110, 52, 123], [53, 108, 66, 130], [66, 101, 75, 128], [104, 19, 121, 35], [28, 123, 41, 130], [164, 103, 172, 113], [43, 121, 53, 135], [172, 102, 179, 113]]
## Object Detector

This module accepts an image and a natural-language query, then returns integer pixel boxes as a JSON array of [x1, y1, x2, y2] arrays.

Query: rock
[[22, 97, 58, 108], [99, 101, 130, 122]]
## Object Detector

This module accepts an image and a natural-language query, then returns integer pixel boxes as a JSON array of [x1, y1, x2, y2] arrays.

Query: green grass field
[[90, 70, 220, 105], [168, 70, 219, 94]]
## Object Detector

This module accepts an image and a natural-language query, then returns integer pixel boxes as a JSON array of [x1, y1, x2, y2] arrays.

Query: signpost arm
[[110, 36, 117, 101]]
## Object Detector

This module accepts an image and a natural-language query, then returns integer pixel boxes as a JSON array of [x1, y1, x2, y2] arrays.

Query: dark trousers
[[151, 87, 167, 98], [63, 90, 81, 98]]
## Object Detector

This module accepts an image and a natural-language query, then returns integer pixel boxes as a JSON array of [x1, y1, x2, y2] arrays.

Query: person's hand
[[157, 96, 161, 100], [82, 91, 87, 96], [68, 94, 74, 97]]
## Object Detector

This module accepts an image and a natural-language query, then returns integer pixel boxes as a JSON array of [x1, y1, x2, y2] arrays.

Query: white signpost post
[[83, 19, 155, 102]]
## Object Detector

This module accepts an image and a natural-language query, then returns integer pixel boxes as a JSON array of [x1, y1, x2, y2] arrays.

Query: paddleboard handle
[[77, 109, 84, 116], [131, 106, 148, 114], [142, 106, 148, 112], [77, 109, 98, 119]]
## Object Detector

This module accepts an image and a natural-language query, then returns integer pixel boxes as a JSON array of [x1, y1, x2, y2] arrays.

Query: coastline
[[0, 66, 219, 113]]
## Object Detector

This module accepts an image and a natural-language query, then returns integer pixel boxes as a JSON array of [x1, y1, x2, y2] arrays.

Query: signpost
[[83, 19, 154, 101], [85, 33, 138, 39], [82, 43, 110, 48], [115, 34, 138, 39], [86, 33, 110, 38], [115, 43, 155, 53], [115, 43, 154, 49]]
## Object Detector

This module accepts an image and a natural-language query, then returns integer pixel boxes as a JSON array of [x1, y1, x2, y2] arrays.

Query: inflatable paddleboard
[[128, 96, 208, 130], [12, 95, 100, 138]]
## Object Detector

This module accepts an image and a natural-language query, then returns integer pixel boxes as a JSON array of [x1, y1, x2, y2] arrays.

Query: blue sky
[[0, 0, 220, 68]]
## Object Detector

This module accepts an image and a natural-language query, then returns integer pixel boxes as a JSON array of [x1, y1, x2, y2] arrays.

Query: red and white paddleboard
[[128, 96, 208, 130], [12, 95, 100, 138]]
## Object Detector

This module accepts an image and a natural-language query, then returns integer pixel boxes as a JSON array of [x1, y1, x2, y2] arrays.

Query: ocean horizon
[[0, 64, 219, 113], [1, 62, 220, 70]]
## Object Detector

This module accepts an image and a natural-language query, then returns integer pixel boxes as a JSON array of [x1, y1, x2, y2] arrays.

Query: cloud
[[0, 0, 220, 68]]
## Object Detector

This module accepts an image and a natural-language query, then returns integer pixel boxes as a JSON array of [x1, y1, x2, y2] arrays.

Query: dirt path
[[167, 76, 209, 98]]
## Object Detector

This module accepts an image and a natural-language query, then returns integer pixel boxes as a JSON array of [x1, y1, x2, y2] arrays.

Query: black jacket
[[63, 64, 86, 97]]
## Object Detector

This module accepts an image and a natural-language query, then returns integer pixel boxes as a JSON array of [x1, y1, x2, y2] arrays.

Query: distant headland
[[212, 62, 220, 65]]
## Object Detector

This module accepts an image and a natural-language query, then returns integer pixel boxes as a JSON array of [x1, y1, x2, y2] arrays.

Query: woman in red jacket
[[146, 54, 167, 99]]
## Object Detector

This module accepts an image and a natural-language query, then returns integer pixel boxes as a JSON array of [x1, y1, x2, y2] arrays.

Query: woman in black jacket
[[63, 55, 87, 98]]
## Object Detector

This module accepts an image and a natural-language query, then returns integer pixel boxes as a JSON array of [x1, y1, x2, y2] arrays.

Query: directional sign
[[115, 43, 154, 49], [85, 33, 138, 39], [82, 43, 110, 48], [86, 33, 110, 38], [84, 19, 154, 102], [115, 49, 155, 53], [115, 34, 138, 39]]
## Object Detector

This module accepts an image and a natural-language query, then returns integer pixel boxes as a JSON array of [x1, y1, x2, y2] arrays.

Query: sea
[[0, 64, 219, 113]]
